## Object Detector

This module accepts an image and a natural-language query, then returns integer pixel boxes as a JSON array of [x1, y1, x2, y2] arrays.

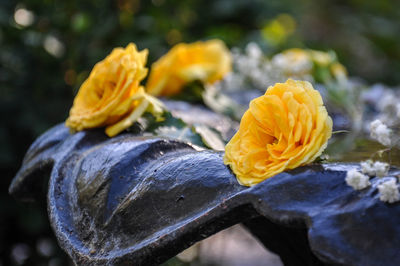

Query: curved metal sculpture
[[9, 123, 400, 266]]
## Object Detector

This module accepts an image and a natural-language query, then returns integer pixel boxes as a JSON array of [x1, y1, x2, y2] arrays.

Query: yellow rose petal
[[105, 98, 149, 137]]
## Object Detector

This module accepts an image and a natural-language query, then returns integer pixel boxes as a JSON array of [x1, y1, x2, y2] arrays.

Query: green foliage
[[145, 111, 206, 148]]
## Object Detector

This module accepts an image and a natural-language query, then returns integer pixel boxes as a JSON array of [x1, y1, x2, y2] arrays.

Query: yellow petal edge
[[223, 79, 333, 186]]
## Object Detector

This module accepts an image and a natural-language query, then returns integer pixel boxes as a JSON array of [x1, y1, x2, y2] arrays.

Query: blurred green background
[[1, 0, 400, 265]]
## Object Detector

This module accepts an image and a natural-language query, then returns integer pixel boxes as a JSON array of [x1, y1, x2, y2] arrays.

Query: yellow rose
[[66, 43, 162, 137], [146, 39, 232, 96], [224, 79, 332, 186]]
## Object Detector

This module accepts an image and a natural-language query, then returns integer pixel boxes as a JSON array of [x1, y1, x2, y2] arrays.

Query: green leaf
[[129, 111, 226, 149], [154, 125, 205, 148], [170, 80, 205, 103], [193, 124, 226, 151], [146, 112, 186, 131]]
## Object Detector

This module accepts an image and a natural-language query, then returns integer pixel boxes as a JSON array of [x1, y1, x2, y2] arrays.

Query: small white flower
[[345, 169, 371, 190], [377, 91, 398, 114], [373, 161, 389, 177], [377, 179, 400, 203], [370, 119, 391, 146], [215, 72, 245, 92], [245, 42, 263, 59], [360, 160, 375, 176], [370, 119, 382, 132], [271, 51, 312, 75], [375, 124, 391, 146], [360, 160, 389, 177], [379, 99, 400, 126]]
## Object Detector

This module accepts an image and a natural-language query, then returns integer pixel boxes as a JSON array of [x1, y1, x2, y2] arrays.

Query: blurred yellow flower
[[261, 14, 296, 46], [66, 43, 163, 137], [224, 79, 332, 186], [330, 62, 347, 81], [272, 48, 313, 76], [308, 50, 334, 66], [146, 39, 232, 96]]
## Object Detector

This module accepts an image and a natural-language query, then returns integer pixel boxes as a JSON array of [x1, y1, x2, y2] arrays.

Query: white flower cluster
[[345, 169, 370, 190], [377, 89, 400, 126], [379, 92, 400, 115], [377, 179, 400, 203], [271, 50, 313, 78], [362, 84, 400, 128], [229, 42, 285, 91], [211, 72, 245, 92], [360, 160, 389, 177], [370, 119, 392, 147], [214, 43, 317, 93], [346, 160, 399, 203]]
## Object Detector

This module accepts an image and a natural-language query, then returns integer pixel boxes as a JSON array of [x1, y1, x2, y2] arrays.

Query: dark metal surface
[[9, 124, 400, 266]]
